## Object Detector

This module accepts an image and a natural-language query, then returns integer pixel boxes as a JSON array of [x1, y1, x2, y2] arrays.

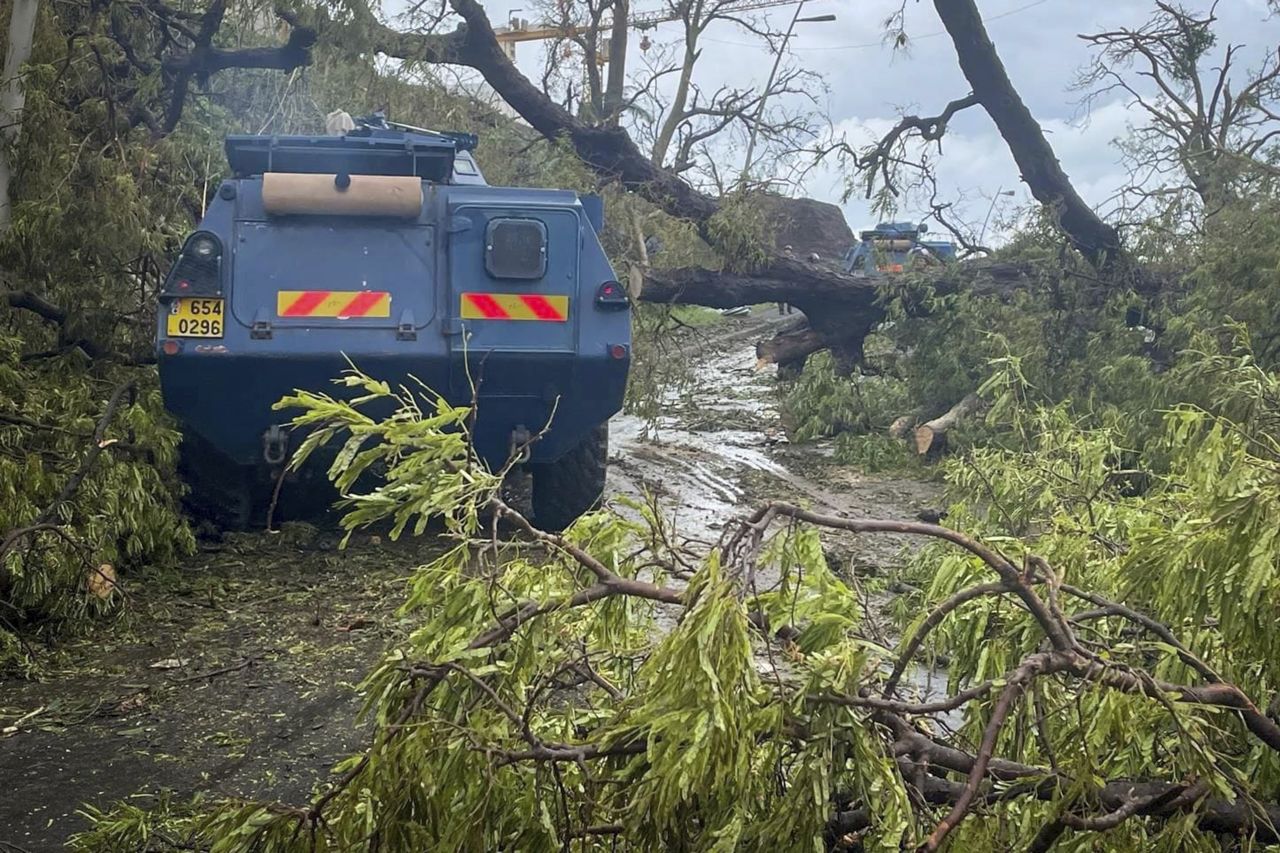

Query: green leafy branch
[[78, 362, 1280, 852]]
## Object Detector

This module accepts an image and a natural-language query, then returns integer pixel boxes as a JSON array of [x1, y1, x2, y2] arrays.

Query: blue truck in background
[[156, 113, 630, 531], [842, 221, 957, 275]]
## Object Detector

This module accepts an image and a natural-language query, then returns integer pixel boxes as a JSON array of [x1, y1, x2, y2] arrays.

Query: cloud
[[793, 93, 1136, 242]]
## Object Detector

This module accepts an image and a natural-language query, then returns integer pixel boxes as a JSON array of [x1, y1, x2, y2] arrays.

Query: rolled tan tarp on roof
[[874, 238, 914, 252], [261, 173, 423, 218]]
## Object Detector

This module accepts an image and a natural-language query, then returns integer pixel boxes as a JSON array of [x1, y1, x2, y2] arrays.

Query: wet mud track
[[610, 310, 942, 565], [1, 309, 941, 849]]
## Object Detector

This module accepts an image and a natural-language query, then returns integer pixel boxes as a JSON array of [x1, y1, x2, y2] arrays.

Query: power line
[[701, 0, 1054, 50]]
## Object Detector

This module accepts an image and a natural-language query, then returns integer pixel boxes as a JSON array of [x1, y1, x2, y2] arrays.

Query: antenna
[[384, 118, 446, 136]]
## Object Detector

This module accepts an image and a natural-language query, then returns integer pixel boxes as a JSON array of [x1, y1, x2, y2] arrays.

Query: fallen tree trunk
[[913, 393, 986, 457], [642, 258, 884, 374], [639, 258, 1042, 315], [643, 259, 1045, 373], [639, 257, 877, 312]]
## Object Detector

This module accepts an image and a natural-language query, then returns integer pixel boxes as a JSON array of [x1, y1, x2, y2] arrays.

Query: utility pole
[[979, 188, 1017, 247], [739, 3, 834, 182]]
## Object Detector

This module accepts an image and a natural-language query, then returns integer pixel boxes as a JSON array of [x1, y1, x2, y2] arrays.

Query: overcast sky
[[453, 0, 1278, 237]]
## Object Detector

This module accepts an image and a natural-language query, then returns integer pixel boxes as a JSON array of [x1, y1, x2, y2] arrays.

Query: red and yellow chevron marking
[[460, 293, 569, 322], [276, 290, 391, 318]]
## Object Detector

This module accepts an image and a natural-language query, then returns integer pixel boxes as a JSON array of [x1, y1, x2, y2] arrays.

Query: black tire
[[177, 430, 255, 532], [530, 423, 608, 532]]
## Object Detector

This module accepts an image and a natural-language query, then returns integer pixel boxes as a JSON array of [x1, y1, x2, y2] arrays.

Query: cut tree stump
[[913, 393, 985, 457]]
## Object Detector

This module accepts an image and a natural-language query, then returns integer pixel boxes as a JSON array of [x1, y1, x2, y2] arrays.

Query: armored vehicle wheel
[[178, 431, 254, 532], [530, 423, 608, 532]]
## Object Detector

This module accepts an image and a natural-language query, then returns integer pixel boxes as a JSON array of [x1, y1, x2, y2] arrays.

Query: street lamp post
[[978, 188, 1016, 247], [739, 4, 835, 181]]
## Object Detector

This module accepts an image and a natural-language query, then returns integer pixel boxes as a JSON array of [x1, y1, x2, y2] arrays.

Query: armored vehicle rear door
[[447, 204, 580, 355]]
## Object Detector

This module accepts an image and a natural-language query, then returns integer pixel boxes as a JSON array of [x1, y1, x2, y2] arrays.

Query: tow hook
[[509, 424, 533, 464], [262, 425, 289, 465]]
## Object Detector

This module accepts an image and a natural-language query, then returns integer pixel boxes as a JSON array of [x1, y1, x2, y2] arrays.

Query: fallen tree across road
[[641, 258, 1046, 373]]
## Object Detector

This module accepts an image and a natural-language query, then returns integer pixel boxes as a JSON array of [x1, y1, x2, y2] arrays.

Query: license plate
[[166, 298, 224, 338]]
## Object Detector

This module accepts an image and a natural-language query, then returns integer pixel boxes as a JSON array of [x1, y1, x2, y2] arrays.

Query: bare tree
[[527, 0, 825, 184], [641, 0, 821, 175], [528, 0, 622, 121], [628, 41, 822, 185], [1078, 1, 1280, 225], [602, 0, 630, 123]]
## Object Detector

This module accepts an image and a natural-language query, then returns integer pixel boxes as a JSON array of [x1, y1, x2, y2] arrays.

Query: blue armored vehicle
[[842, 221, 956, 275], [156, 114, 630, 530]]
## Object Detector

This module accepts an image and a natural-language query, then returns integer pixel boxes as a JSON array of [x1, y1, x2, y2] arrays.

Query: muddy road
[[1, 309, 940, 849], [611, 309, 941, 561]]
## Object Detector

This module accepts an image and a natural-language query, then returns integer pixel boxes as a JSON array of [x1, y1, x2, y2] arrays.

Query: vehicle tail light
[[595, 280, 629, 310], [161, 232, 223, 298]]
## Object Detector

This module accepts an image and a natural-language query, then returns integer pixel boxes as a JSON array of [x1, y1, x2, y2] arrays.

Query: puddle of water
[[900, 664, 964, 731], [609, 319, 791, 539]]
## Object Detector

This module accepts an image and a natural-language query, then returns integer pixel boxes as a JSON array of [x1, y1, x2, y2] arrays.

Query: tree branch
[[858, 94, 979, 197], [933, 0, 1122, 270]]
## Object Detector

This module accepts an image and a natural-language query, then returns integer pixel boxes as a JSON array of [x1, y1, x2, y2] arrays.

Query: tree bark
[[755, 321, 826, 367], [642, 257, 880, 314], [602, 0, 629, 126], [932, 0, 1122, 270], [0, 0, 39, 233], [646, 259, 1043, 373], [888, 414, 916, 440]]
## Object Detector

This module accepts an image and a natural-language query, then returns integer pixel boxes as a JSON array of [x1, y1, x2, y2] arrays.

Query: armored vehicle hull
[[157, 120, 630, 530]]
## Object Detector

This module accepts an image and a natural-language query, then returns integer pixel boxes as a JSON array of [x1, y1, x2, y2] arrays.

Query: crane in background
[[493, 0, 805, 64]]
